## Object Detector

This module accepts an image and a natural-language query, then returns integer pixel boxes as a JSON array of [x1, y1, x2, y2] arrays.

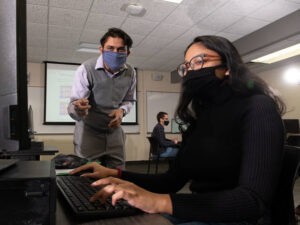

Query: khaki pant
[[74, 120, 126, 169]]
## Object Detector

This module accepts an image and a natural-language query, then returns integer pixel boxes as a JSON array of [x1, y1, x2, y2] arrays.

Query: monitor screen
[[171, 118, 188, 134]]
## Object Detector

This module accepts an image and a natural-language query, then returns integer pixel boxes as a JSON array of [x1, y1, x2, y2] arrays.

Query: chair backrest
[[271, 145, 300, 225], [147, 137, 160, 156]]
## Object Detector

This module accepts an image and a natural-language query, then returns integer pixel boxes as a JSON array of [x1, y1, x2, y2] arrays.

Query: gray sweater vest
[[82, 57, 133, 131]]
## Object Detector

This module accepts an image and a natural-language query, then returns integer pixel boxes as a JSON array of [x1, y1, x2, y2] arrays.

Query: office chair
[[270, 145, 300, 225], [146, 137, 176, 174]]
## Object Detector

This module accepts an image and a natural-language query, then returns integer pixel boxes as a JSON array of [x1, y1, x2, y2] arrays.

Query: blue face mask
[[102, 50, 127, 71]]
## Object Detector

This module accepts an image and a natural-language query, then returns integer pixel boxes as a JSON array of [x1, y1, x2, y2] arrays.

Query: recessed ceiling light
[[251, 43, 300, 64], [76, 43, 99, 54], [163, 0, 183, 3]]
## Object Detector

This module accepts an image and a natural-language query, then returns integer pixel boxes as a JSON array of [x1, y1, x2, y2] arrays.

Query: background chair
[[146, 137, 176, 174], [271, 145, 300, 225]]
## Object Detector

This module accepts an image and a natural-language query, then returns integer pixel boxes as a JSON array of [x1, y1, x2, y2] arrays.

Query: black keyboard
[[56, 176, 142, 218]]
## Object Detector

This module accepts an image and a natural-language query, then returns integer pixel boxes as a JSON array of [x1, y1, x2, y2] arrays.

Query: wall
[[27, 62, 182, 161], [258, 61, 300, 120]]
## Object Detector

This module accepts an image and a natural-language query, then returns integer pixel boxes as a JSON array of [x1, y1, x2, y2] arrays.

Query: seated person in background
[[151, 111, 179, 157], [71, 35, 285, 225]]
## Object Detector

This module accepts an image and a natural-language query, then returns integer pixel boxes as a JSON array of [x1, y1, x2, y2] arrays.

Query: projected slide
[[44, 62, 137, 125]]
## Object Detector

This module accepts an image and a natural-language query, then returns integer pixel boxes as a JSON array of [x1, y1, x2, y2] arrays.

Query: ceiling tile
[[215, 32, 243, 42], [27, 23, 48, 39], [220, 0, 272, 17], [27, 47, 47, 57], [49, 0, 93, 11], [72, 52, 99, 64], [149, 23, 187, 40], [138, 37, 172, 50], [163, 5, 197, 27], [152, 48, 183, 62], [91, 0, 129, 17], [223, 17, 269, 35], [48, 38, 78, 49], [250, 1, 300, 22], [27, 4, 48, 24], [130, 34, 146, 48], [131, 46, 160, 58], [197, 7, 242, 31], [27, 37, 47, 48], [27, 0, 48, 6], [180, 0, 229, 23], [47, 49, 74, 62], [85, 13, 125, 31], [177, 25, 217, 43], [121, 18, 159, 36], [48, 25, 81, 40], [287, 0, 300, 3], [49, 7, 88, 28], [165, 39, 189, 52], [126, 55, 148, 67], [80, 29, 106, 44], [130, 0, 178, 22]]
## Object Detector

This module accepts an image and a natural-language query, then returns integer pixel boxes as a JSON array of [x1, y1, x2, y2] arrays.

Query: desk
[[56, 192, 173, 225]]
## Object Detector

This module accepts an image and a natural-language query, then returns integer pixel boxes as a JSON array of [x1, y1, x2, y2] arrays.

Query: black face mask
[[164, 120, 169, 126], [182, 64, 226, 99]]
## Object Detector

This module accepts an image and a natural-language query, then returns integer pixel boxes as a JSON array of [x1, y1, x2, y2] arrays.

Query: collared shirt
[[151, 123, 175, 148], [70, 55, 136, 114]]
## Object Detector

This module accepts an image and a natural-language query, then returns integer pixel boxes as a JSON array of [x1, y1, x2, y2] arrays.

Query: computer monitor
[[171, 118, 188, 134], [283, 119, 300, 134], [0, 0, 30, 151]]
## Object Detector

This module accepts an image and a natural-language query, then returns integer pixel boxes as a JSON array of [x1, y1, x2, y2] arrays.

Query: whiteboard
[[146, 92, 180, 133], [28, 87, 139, 134]]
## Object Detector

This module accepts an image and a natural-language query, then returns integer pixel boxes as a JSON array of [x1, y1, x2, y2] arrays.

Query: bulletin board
[[146, 91, 180, 133]]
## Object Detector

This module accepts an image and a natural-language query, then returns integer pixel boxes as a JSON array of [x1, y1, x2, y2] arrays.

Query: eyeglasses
[[177, 54, 221, 77]]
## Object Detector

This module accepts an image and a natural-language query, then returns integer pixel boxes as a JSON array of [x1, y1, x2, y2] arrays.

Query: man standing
[[151, 112, 179, 157], [68, 28, 136, 169]]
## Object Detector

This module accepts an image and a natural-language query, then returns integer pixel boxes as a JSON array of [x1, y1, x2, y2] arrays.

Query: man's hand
[[172, 138, 178, 144], [72, 98, 91, 117], [69, 162, 117, 179], [108, 108, 124, 129]]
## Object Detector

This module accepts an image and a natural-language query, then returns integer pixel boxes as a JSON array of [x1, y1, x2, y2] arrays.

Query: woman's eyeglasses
[[177, 54, 221, 77]]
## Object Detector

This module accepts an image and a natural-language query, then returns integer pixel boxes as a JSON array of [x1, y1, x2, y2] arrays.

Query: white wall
[[258, 62, 300, 120], [27, 62, 182, 161]]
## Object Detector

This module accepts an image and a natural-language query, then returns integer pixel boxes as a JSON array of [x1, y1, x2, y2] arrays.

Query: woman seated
[[71, 35, 285, 225]]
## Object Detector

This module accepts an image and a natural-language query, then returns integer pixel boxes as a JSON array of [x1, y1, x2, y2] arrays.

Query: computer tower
[[0, 160, 56, 225]]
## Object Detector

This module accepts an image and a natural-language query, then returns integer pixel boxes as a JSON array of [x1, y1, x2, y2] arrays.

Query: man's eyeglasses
[[177, 54, 221, 77]]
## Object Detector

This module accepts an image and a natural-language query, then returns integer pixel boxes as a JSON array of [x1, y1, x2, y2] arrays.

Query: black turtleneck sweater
[[122, 86, 284, 223]]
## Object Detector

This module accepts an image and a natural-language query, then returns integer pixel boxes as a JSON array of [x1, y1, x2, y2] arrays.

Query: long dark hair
[[176, 35, 286, 127]]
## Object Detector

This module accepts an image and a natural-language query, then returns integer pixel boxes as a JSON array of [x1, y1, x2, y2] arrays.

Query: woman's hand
[[90, 177, 172, 214], [69, 162, 117, 179]]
